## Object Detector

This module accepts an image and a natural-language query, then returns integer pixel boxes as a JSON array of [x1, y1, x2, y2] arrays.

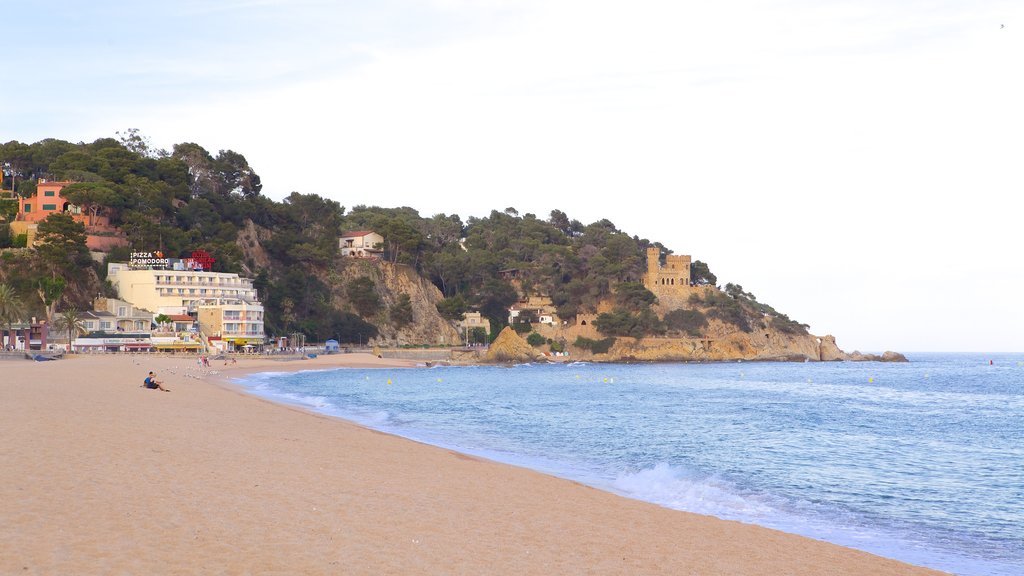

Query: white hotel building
[[107, 263, 266, 348]]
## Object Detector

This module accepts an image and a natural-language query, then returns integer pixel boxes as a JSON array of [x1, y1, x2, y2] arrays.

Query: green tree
[[53, 307, 86, 352], [1, 141, 34, 193], [526, 332, 546, 347], [664, 308, 707, 337], [574, 336, 616, 354], [35, 213, 89, 278], [36, 276, 66, 323], [59, 181, 119, 225], [436, 293, 468, 321], [0, 283, 26, 347], [614, 282, 657, 310], [346, 276, 380, 317], [468, 327, 487, 345], [154, 313, 171, 331], [690, 260, 717, 286], [389, 294, 414, 328], [593, 308, 664, 338]]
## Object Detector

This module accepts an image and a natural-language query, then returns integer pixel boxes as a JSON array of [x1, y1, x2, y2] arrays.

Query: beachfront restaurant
[[150, 335, 202, 353], [72, 333, 154, 353]]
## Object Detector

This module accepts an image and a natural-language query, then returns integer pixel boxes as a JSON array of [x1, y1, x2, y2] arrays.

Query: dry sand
[[0, 353, 947, 575]]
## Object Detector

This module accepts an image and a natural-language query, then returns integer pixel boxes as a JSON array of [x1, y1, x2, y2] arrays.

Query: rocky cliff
[[553, 287, 907, 363], [336, 258, 462, 347], [564, 328, 906, 363]]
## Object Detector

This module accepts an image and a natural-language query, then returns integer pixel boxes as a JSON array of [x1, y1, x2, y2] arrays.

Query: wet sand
[[0, 354, 946, 575]]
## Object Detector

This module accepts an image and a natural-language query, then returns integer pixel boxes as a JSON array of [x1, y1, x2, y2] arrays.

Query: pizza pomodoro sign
[[129, 251, 169, 269], [128, 250, 216, 270]]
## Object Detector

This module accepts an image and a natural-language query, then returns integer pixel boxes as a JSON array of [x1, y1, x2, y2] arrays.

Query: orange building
[[17, 180, 84, 223]]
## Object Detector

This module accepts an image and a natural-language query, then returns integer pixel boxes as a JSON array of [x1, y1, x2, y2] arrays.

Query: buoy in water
[[869, 377, 874, 383], [387, 379, 392, 385]]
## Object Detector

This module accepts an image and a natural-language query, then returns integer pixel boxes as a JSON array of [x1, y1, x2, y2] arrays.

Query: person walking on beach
[[143, 371, 170, 392]]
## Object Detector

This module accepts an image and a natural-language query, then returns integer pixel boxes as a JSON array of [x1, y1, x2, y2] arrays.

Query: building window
[[101, 322, 112, 330], [42, 204, 57, 211], [44, 190, 56, 197], [118, 307, 127, 316], [24, 205, 31, 212]]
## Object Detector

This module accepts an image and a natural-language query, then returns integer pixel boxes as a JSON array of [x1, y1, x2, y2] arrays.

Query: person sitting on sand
[[143, 371, 170, 392]]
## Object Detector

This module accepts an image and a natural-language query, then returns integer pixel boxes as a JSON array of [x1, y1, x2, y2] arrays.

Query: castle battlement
[[643, 247, 691, 292]]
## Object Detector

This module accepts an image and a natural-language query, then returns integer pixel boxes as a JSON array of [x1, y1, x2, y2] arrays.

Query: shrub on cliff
[[346, 276, 380, 317], [690, 260, 717, 286], [526, 332, 546, 347], [770, 314, 809, 335], [664, 308, 707, 337], [593, 308, 665, 338], [389, 294, 413, 328], [575, 336, 616, 354], [689, 290, 752, 332], [512, 321, 533, 335], [436, 293, 468, 321], [614, 282, 657, 310]]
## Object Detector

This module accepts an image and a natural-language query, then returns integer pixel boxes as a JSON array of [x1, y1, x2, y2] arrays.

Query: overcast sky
[[4, 0, 1022, 352]]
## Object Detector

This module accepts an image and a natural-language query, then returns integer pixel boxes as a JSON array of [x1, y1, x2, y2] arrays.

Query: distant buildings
[[106, 259, 265, 350]]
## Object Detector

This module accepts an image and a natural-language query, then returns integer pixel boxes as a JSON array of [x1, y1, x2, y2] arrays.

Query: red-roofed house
[[339, 230, 384, 257], [166, 314, 196, 332]]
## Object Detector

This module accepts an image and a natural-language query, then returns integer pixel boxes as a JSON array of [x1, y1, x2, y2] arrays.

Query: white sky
[[4, 0, 1023, 352]]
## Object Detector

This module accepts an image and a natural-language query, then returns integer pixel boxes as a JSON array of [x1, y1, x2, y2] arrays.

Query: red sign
[[184, 250, 215, 271]]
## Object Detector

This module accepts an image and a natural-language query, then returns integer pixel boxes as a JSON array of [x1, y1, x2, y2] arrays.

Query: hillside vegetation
[[1, 133, 806, 348]]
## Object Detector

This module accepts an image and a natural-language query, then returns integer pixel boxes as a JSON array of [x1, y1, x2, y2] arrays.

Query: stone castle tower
[[643, 247, 691, 292]]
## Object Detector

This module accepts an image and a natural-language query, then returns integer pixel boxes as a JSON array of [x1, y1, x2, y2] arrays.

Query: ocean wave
[[612, 462, 775, 519]]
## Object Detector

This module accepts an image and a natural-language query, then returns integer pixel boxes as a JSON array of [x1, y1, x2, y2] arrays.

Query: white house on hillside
[[339, 230, 384, 257]]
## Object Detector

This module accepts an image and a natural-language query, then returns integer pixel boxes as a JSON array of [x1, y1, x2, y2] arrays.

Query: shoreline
[[1, 354, 946, 575]]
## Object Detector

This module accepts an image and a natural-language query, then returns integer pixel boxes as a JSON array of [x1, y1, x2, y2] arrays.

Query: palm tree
[[53, 307, 86, 353], [0, 283, 25, 350]]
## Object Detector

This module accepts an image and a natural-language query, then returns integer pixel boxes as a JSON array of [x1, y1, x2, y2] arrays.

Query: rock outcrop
[[881, 351, 909, 362], [560, 325, 906, 364], [818, 335, 846, 361], [847, 350, 909, 362], [236, 219, 273, 277], [483, 327, 544, 363], [339, 259, 462, 347]]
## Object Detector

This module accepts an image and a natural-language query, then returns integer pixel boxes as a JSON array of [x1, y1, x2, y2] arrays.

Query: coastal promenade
[[0, 354, 945, 575]]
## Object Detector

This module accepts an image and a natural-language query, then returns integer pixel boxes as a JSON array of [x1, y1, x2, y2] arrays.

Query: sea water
[[236, 353, 1023, 575]]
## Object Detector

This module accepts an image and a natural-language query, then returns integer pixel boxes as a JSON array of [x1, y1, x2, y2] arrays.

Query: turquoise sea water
[[236, 353, 1023, 575]]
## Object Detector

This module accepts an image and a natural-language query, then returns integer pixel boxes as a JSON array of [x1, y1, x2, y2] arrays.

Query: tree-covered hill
[[1, 133, 797, 346]]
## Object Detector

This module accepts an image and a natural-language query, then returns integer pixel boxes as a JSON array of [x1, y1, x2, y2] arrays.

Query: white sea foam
[[612, 463, 774, 519]]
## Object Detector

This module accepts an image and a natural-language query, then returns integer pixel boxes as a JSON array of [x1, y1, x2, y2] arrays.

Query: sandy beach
[[0, 354, 946, 575]]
